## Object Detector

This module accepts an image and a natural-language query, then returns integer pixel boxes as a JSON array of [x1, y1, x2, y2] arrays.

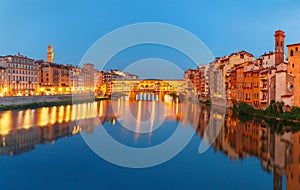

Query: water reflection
[[0, 100, 299, 189]]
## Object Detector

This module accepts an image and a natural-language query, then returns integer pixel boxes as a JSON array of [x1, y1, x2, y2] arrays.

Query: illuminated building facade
[[37, 60, 71, 95], [187, 30, 296, 109], [0, 53, 39, 96], [0, 66, 6, 96], [287, 43, 300, 107]]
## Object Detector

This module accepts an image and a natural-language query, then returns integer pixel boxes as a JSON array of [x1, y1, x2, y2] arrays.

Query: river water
[[0, 100, 299, 190]]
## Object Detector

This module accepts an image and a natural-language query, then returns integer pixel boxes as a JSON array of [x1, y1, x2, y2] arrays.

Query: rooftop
[[287, 43, 300, 47]]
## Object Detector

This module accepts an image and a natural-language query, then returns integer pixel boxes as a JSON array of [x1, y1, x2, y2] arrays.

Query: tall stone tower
[[47, 45, 54, 63], [274, 30, 285, 66]]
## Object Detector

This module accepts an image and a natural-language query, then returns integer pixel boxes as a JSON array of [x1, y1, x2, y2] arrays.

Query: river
[[0, 100, 299, 190]]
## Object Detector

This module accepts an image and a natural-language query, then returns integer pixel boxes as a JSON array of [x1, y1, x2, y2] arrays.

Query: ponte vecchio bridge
[[107, 79, 191, 100]]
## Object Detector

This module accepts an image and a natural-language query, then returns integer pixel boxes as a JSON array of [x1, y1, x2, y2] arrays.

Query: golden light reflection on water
[[0, 111, 12, 135], [135, 100, 142, 137], [0, 100, 207, 137], [50, 106, 57, 125], [58, 106, 64, 123], [65, 105, 70, 122], [39, 107, 49, 126], [23, 109, 31, 129]]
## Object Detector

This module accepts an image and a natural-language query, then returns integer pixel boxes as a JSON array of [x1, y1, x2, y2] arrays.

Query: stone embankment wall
[[0, 95, 74, 106]]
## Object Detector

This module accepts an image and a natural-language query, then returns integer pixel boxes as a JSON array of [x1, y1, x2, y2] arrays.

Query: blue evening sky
[[0, 0, 300, 70]]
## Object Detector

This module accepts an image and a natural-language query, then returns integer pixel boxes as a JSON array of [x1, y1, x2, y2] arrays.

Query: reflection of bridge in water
[[109, 79, 189, 101]]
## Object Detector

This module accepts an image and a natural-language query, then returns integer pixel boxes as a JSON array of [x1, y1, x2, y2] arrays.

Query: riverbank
[[232, 101, 300, 123], [0, 95, 109, 111]]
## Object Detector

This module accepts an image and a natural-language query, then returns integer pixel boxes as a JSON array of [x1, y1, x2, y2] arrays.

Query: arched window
[[288, 81, 294, 91]]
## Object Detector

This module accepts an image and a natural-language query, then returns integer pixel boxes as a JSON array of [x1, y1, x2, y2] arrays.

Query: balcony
[[260, 77, 267, 81], [260, 86, 268, 91], [260, 99, 267, 103]]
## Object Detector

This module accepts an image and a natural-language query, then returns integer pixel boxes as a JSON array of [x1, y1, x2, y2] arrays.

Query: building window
[[290, 50, 294, 56], [296, 47, 299, 52], [292, 64, 295, 68], [288, 82, 294, 91]]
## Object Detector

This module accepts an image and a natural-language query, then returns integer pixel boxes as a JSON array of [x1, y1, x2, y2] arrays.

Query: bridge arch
[[135, 92, 159, 101], [111, 92, 130, 100]]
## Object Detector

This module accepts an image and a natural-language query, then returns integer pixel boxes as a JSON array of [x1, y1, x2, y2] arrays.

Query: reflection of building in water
[[0, 101, 117, 156], [0, 128, 40, 156], [195, 108, 300, 190], [205, 106, 226, 151], [195, 104, 210, 137], [286, 132, 300, 190]]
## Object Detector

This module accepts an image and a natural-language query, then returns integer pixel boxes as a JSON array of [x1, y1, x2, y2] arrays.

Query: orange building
[[242, 63, 261, 108], [37, 60, 72, 95], [236, 65, 245, 102], [252, 70, 260, 108], [229, 69, 237, 101], [243, 69, 253, 104], [225, 70, 232, 102], [260, 69, 269, 109], [184, 69, 201, 94], [287, 43, 300, 107]]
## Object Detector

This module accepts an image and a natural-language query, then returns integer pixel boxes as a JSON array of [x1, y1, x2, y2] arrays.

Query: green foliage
[[236, 102, 255, 113], [291, 106, 300, 114], [232, 100, 300, 134]]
